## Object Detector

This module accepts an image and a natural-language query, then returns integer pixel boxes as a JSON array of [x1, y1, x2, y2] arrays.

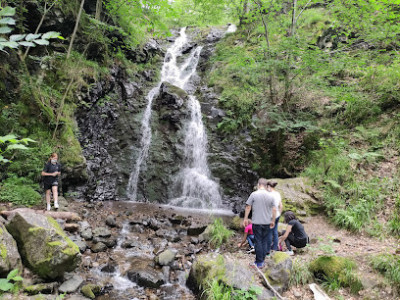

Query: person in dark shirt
[[41, 153, 61, 211], [279, 211, 308, 256]]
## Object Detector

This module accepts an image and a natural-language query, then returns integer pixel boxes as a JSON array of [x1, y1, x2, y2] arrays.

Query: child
[[41, 153, 61, 211], [237, 219, 255, 253]]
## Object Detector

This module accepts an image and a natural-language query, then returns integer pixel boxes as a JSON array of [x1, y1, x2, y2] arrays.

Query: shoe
[[285, 250, 294, 256], [246, 247, 255, 254], [54, 201, 59, 209], [47, 203, 51, 211], [249, 262, 265, 269]]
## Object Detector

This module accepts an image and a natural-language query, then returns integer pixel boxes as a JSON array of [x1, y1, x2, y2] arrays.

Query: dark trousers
[[253, 224, 273, 264], [271, 216, 280, 251], [282, 230, 308, 251]]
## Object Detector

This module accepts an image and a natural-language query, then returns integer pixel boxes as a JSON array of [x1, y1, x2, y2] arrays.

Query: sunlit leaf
[[0, 17, 16, 25], [25, 33, 42, 41], [33, 39, 50, 45], [6, 144, 29, 150], [0, 26, 12, 34], [0, 6, 16, 17], [10, 34, 26, 42]]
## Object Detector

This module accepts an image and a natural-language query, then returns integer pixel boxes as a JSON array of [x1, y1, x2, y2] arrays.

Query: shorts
[[44, 181, 58, 191]]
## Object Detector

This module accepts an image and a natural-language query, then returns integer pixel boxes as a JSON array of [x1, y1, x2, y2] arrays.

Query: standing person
[[243, 178, 276, 268], [41, 153, 61, 211], [268, 181, 283, 251], [279, 211, 309, 256], [237, 219, 255, 253]]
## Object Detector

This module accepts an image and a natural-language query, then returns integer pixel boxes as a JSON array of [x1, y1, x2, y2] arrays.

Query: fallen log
[[1, 208, 81, 221]]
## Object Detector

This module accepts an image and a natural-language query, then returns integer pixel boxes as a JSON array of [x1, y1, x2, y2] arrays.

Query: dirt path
[[271, 215, 398, 299]]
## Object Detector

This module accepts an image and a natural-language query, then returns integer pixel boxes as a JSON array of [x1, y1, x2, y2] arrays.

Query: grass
[[370, 254, 400, 291], [207, 218, 234, 248], [289, 258, 313, 287], [204, 279, 262, 300]]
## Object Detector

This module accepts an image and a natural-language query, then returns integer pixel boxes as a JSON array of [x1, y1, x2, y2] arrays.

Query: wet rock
[[190, 237, 199, 244], [105, 215, 117, 227], [127, 258, 165, 288], [146, 218, 161, 231], [5, 210, 80, 280], [181, 42, 197, 54], [101, 263, 117, 273], [187, 224, 207, 236], [93, 227, 111, 238], [91, 242, 107, 253], [92, 236, 117, 248], [0, 223, 22, 277], [156, 249, 177, 266], [70, 236, 88, 253], [121, 239, 141, 249], [59, 274, 83, 293], [155, 229, 180, 242], [130, 224, 144, 233]]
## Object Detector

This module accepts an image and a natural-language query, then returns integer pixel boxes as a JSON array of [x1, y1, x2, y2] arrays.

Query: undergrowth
[[370, 254, 400, 291], [208, 218, 234, 248]]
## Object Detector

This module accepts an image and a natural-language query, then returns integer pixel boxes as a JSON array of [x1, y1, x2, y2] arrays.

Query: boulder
[[5, 210, 80, 280], [0, 223, 22, 277], [91, 242, 107, 253], [92, 227, 111, 238], [263, 252, 292, 293], [23, 282, 57, 295], [187, 224, 207, 236], [81, 284, 102, 299], [105, 215, 117, 227], [127, 257, 165, 288], [187, 252, 274, 299]]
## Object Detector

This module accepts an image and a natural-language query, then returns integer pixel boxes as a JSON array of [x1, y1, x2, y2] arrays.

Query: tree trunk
[[95, 0, 102, 20], [291, 0, 297, 36], [67, 0, 85, 59]]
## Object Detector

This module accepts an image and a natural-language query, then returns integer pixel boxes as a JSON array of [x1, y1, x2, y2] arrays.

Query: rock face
[[0, 223, 22, 277], [187, 252, 289, 299], [5, 210, 81, 280]]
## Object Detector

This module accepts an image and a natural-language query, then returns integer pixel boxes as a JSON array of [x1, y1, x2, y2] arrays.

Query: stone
[[91, 242, 107, 253], [93, 227, 111, 238], [156, 229, 180, 242], [73, 240, 88, 253], [169, 215, 185, 225], [59, 274, 84, 293], [80, 228, 93, 240], [92, 236, 117, 248], [5, 210, 80, 280], [190, 237, 199, 244], [187, 252, 274, 298], [101, 263, 117, 273], [293, 290, 302, 298], [105, 215, 117, 227], [127, 257, 165, 288], [156, 249, 177, 266], [0, 223, 22, 277]]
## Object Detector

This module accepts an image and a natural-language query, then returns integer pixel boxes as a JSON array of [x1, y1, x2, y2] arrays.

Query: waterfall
[[128, 27, 221, 208]]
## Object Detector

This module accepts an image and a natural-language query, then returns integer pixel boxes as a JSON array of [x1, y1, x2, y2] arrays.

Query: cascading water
[[128, 27, 221, 208]]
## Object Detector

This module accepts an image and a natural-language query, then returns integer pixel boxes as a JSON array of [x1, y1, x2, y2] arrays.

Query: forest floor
[[233, 215, 399, 300]]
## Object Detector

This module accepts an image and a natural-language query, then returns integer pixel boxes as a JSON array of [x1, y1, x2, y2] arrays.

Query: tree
[[67, 0, 85, 59]]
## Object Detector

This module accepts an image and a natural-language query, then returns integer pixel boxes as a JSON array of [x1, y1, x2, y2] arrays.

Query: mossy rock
[[310, 255, 363, 293], [263, 252, 292, 293], [0, 224, 22, 277], [5, 210, 80, 280], [187, 253, 275, 299], [81, 284, 102, 299]]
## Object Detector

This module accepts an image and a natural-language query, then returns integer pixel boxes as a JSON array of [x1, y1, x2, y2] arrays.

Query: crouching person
[[279, 211, 309, 255]]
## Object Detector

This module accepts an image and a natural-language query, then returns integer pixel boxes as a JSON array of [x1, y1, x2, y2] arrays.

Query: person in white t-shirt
[[268, 181, 282, 251]]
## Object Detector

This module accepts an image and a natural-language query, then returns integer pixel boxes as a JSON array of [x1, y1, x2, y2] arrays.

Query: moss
[[46, 216, 80, 255], [194, 254, 226, 290], [310, 255, 362, 293], [0, 243, 7, 261], [81, 284, 100, 299], [272, 252, 290, 265], [229, 216, 242, 231]]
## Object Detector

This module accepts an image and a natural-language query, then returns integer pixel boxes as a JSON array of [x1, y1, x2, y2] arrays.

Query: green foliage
[[0, 134, 35, 164], [204, 279, 262, 300], [208, 218, 234, 248], [388, 196, 400, 236], [0, 175, 41, 206], [371, 254, 400, 291], [0, 6, 62, 51], [0, 269, 23, 294]]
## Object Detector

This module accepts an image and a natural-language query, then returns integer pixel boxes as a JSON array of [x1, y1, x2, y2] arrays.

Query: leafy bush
[[204, 279, 262, 300], [208, 218, 234, 248], [0, 176, 41, 206]]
